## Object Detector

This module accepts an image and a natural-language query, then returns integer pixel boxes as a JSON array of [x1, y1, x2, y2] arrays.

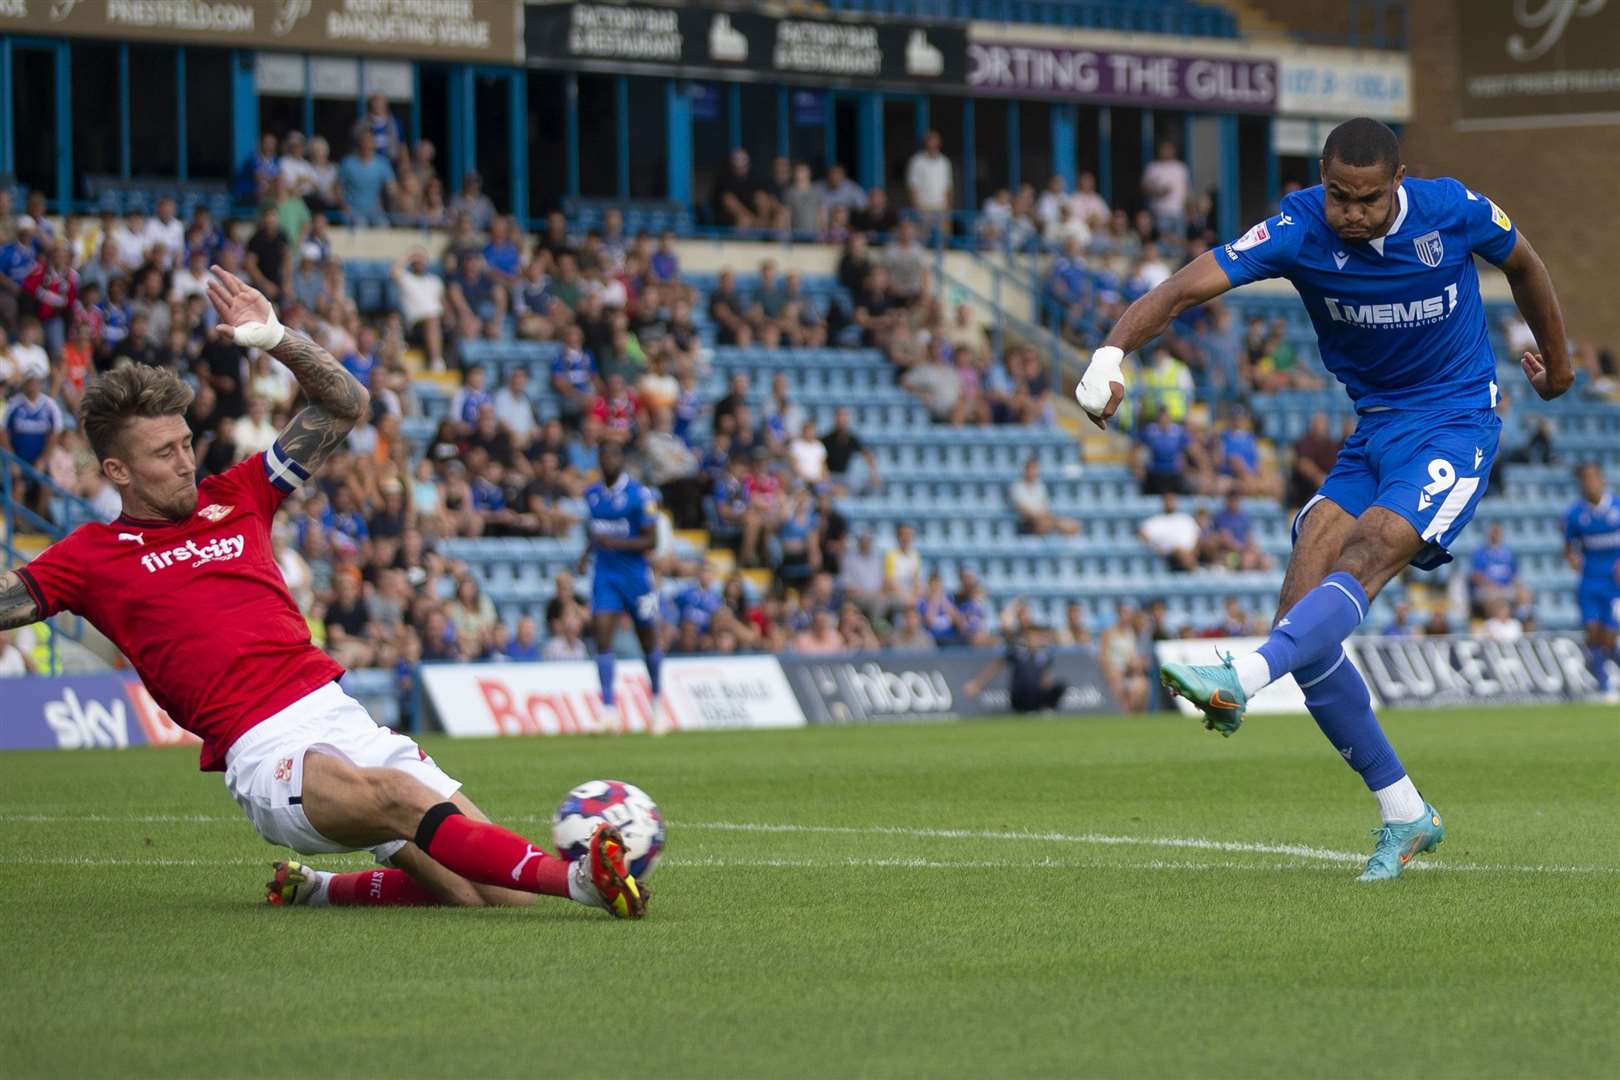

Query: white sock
[[1234, 652, 1274, 697], [566, 858, 601, 908], [1372, 776, 1426, 824], [305, 870, 333, 907]]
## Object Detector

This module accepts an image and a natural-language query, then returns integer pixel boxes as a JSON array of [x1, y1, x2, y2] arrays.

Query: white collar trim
[[609, 472, 630, 494], [1369, 185, 1408, 256]]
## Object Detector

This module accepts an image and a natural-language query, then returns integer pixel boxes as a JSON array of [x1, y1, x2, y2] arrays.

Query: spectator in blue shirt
[[651, 232, 680, 282], [953, 569, 995, 647], [1135, 408, 1191, 496], [338, 131, 397, 227], [504, 616, 543, 662], [1210, 493, 1274, 571], [330, 489, 371, 546], [678, 567, 727, 632], [917, 573, 965, 646], [449, 365, 493, 430], [483, 215, 523, 285], [342, 325, 380, 387], [0, 222, 38, 328], [238, 132, 280, 202], [365, 93, 405, 164], [1047, 236, 1092, 337], [1470, 521, 1533, 621], [1217, 410, 1273, 497], [551, 324, 597, 429]]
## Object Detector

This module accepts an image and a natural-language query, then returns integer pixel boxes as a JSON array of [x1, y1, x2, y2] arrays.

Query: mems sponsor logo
[[1324, 283, 1459, 328], [139, 535, 246, 573]]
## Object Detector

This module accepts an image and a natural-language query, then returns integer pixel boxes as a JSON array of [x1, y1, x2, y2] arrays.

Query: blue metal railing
[[931, 245, 1088, 399], [0, 446, 95, 674]]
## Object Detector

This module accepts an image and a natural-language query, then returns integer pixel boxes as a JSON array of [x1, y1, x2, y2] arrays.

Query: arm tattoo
[[0, 571, 40, 631], [269, 329, 371, 476]]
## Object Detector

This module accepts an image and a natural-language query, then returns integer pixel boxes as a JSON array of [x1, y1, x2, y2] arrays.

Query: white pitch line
[[0, 854, 1607, 876], [1, 813, 1615, 876], [674, 819, 1374, 866]]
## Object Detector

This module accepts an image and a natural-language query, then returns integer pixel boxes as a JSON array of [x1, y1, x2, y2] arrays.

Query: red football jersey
[[17, 448, 344, 771]]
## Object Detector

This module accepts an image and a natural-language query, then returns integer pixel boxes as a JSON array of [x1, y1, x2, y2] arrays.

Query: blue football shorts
[[1576, 579, 1620, 630], [592, 569, 659, 626], [1293, 408, 1500, 571]]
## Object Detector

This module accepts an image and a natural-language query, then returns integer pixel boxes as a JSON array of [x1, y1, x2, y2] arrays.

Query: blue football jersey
[[1218, 178, 1518, 412], [1564, 495, 1620, 585], [585, 473, 657, 580]]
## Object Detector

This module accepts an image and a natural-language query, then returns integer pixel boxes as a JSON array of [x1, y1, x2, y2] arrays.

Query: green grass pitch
[[2, 706, 1616, 1079]]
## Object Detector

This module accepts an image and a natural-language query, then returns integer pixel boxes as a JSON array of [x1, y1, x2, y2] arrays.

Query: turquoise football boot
[[1358, 803, 1445, 881], [1160, 654, 1249, 735]]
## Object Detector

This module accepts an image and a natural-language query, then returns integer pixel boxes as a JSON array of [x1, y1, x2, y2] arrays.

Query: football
[[552, 779, 666, 879]]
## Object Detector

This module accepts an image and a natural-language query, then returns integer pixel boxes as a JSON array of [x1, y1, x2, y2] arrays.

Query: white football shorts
[[223, 681, 461, 862]]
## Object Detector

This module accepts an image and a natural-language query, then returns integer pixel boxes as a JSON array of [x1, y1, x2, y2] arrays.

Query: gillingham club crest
[[1413, 230, 1445, 268]]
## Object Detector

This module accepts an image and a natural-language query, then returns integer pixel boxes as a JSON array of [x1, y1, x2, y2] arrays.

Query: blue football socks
[[596, 651, 616, 706], [1297, 647, 1407, 791], [1256, 571, 1369, 685], [646, 649, 664, 698]]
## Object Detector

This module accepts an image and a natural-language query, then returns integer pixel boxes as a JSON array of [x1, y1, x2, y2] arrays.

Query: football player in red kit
[[0, 267, 645, 917]]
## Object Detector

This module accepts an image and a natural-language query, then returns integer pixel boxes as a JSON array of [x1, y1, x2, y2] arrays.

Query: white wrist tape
[[1076, 345, 1125, 415], [231, 310, 286, 351]]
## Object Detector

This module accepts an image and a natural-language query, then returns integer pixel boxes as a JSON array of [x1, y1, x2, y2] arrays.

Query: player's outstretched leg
[[1171, 509, 1422, 730], [267, 861, 439, 906], [300, 753, 646, 918], [1295, 648, 1443, 880]]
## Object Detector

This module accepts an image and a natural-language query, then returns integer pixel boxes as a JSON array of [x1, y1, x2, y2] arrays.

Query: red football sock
[[324, 868, 440, 907], [418, 806, 571, 898]]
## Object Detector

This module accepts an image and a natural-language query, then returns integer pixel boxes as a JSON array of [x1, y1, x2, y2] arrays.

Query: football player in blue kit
[[577, 441, 665, 732], [1077, 117, 1573, 880], [1564, 463, 1620, 703]]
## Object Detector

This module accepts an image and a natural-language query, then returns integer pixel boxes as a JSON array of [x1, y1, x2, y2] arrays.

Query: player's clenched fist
[[1076, 345, 1126, 429]]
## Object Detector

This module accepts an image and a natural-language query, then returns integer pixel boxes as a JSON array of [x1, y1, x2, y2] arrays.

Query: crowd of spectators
[[5, 114, 1597, 685]]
